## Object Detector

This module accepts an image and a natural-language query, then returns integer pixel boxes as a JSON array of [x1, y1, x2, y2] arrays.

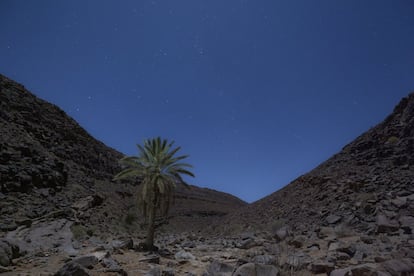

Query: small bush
[[386, 136, 399, 144], [86, 228, 95, 236], [71, 224, 87, 240]]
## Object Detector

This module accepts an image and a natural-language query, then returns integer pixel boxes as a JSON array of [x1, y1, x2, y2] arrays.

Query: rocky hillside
[[212, 92, 414, 274], [1, 73, 413, 275], [225, 92, 414, 231], [0, 73, 245, 237]]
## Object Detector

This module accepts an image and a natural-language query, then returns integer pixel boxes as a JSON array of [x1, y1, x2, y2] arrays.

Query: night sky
[[1, 1, 413, 202]]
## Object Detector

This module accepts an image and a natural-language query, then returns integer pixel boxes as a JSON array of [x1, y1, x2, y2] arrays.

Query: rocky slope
[[0, 74, 246, 272], [212, 92, 414, 274], [1, 73, 413, 275]]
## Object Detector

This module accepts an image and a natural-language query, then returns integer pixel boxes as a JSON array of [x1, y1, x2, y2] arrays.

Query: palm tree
[[113, 137, 194, 250]]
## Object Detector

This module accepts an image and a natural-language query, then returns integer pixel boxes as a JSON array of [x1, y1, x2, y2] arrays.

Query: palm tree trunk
[[145, 195, 157, 250]]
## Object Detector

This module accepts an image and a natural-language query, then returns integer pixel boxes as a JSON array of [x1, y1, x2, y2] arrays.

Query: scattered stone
[[139, 254, 160, 264], [288, 235, 305, 248], [0, 222, 17, 232], [376, 214, 399, 233], [72, 195, 104, 211], [252, 255, 276, 265], [101, 256, 122, 271], [382, 258, 414, 275], [238, 238, 257, 250], [174, 250, 195, 262], [391, 197, 407, 208], [15, 218, 32, 227], [233, 262, 279, 276], [145, 266, 161, 276], [72, 255, 98, 269], [54, 261, 90, 276], [274, 226, 290, 242], [310, 262, 335, 274], [326, 215, 342, 224], [205, 260, 234, 276], [399, 215, 414, 234], [0, 238, 20, 267], [0, 265, 12, 273], [112, 238, 134, 250]]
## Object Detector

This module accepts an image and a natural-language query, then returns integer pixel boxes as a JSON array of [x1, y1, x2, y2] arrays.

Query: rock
[[238, 238, 257, 250], [139, 254, 160, 264], [251, 255, 276, 265], [288, 235, 305, 248], [317, 227, 336, 239], [330, 263, 381, 276], [162, 268, 175, 276], [90, 250, 109, 261], [274, 226, 290, 241], [399, 215, 414, 234], [233, 263, 279, 276], [101, 256, 123, 271], [72, 255, 98, 269], [146, 266, 161, 276], [112, 238, 134, 250], [54, 261, 90, 276], [326, 215, 342, 224], [174, 250, 195, 262], [72, 195, 104, 211], [391, 197, 407, 208], [382, 258, 414, 275], [15, 218, 32, 227], [205, 260, 234, 275], [158, 247, 173, 257], [5, 219, 76, 255], [330, 267, 350, 276], [309, 262, 335, 274], [0, 265, 12, 273], [376, 214, 399, 233], [0, 238, 20, 267], [0, 222, 17, 232], [350, 263, 381, 275]]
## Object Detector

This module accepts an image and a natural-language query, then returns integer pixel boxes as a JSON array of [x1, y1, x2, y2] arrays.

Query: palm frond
[[113, 167, 142, 180], [113, 137, 194, 221]]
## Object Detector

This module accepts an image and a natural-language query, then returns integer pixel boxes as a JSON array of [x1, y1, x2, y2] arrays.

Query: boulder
[[111, 238, 134, 250], [139, 254, 160, 264], [233, 263, 279, 276], [382, 258, 414, 275], [71, 255, 98, 269], [54, 261, 90, 276], [309, 262, 335, 274], [205, 260, 234, 276], [326, 215, 342, 225], [174, 250, 195, 262], [376, 214, 399, 233], [274, 226, 290, 242], [251, 255, 276, 265], [0, 239, 20, 267], [237, 238, 257, 250], [72, 195, 103, 211], [399, 216, 414, 234]]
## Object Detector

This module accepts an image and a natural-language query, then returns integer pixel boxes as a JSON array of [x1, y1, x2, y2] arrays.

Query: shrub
[[71, 224, 86, 240], [386, 136, 399, 144]]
